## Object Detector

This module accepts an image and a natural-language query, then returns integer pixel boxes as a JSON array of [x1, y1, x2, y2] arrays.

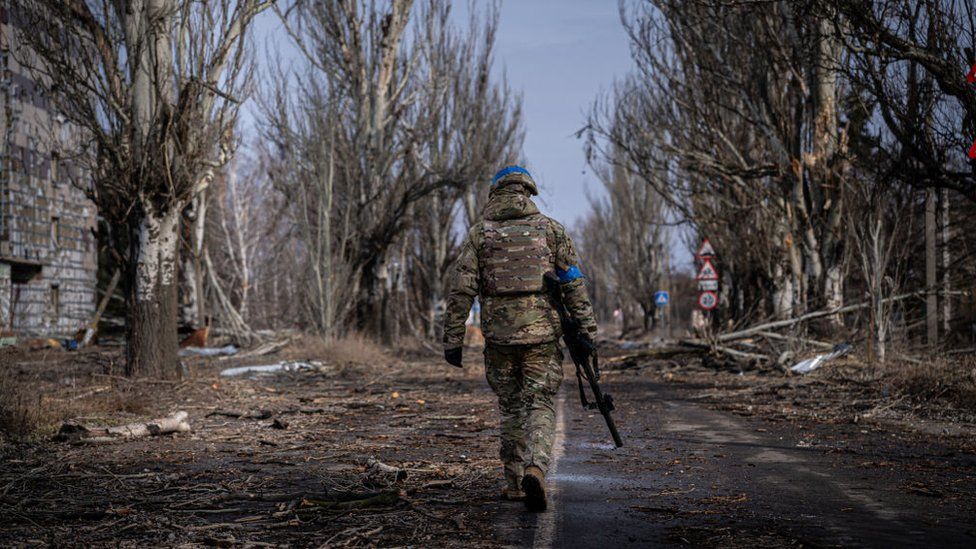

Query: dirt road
[[498, 369, 976, 548], [2, 343, 975, 547]]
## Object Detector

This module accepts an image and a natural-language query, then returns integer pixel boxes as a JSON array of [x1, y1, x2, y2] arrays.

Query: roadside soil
[[1, 341, 509, 547]]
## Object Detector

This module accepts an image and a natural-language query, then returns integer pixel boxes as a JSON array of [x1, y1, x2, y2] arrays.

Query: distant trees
[[257, 0, 522, 341], [16, 0, 269, 377], [583, 0, 976, 356], [579, 150, 670, 333]]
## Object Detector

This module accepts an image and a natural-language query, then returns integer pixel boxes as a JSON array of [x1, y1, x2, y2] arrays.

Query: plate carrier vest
[[480, 215, 553, 296]]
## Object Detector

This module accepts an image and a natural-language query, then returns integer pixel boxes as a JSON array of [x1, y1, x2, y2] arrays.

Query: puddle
[[576, 441, 619, 451], [553, 472, 602, 483]]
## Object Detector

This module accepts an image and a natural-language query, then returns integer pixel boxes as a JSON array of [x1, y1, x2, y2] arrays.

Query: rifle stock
[[545, 274, 624, 448]]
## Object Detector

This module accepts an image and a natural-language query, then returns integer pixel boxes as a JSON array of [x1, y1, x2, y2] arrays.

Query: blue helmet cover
[[492, 165, 532, 185]]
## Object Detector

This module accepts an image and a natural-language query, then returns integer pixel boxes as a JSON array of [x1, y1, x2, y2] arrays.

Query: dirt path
[[509, 370, 976, 548]]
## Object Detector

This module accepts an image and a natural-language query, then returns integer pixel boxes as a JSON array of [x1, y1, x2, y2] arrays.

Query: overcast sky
[[248, 0, 634, 225], [471, 1, 633, 226]]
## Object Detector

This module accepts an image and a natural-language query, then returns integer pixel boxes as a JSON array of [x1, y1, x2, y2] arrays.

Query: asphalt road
[[496, 371, 976, 548]]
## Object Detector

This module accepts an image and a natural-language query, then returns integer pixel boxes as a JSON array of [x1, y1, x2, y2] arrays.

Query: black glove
[[578, 331, 596, 353], [444, 347, 463, 368]]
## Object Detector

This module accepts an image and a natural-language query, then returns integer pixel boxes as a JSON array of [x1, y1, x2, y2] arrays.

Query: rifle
[[545, 273, 624, 448]]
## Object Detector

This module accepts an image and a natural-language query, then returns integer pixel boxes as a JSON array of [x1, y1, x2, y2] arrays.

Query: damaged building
[[0, 9, 97, 341]]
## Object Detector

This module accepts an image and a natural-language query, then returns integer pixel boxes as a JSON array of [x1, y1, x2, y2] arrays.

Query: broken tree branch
[[56, 411, 191, 444], [716, 290, 946, 343]]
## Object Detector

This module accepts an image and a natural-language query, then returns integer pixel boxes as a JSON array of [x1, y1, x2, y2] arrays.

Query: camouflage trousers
[[484, 341, 564, 490]]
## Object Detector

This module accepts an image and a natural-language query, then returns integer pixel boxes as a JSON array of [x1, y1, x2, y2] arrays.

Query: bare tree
[[581, 147, 670, 332], [846, 175, 915, 363], [828, 0, 976, 200], [15, 1, 270, 376], [263, 0, 521, 341]]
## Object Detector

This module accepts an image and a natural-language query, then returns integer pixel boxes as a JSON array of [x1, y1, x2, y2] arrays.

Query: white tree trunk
[[773, 263, 793, 320], [824, 264, 843, 325], [127, 203, 182, 377]]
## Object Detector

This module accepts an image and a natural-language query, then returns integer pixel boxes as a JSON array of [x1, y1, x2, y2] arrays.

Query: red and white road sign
[[698, 291, 718, 310], [697, 258, 719, 281], [697, 239, 716, 258]]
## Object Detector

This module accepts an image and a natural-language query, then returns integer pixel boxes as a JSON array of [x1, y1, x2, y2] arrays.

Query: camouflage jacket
[[443, 185, 597, 348]]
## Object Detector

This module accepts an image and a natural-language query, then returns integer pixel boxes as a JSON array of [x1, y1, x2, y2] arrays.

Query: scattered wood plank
[[79, 268, 121, 348]]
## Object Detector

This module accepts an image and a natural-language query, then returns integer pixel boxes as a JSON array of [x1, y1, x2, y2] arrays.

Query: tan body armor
[[480, 215, 552, 296]]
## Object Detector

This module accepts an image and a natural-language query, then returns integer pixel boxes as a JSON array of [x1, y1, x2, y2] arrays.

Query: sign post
[[696, 239, 719, 322]]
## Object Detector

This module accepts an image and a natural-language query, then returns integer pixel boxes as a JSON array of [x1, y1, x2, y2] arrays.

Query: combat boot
[[521, 466, 547, 512]]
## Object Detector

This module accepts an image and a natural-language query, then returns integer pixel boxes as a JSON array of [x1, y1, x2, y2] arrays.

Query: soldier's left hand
[[444, 347, 463, 368]]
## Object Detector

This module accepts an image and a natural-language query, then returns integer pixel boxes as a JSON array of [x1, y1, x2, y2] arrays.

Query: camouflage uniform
[[443, 169, 597, 493]]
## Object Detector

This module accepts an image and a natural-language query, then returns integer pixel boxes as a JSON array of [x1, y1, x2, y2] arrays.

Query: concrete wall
[[0, 8, 97, 337]]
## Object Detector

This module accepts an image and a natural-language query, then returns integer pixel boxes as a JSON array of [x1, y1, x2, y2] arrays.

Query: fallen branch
[[602, 345, 703, 368], [56, 411, 191, 444], [206, 409, 272, 420], [220, 337, 293, 361], [716, 290, 952, 343], [364, 458, 407, 482], [755, 331, 836, 350], [603, 338, 769, 369], [300, 490, 400, 510], [678, 339, 771, 363]]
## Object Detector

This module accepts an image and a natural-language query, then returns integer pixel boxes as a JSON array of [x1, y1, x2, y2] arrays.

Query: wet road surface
[[497, 371, 976, 548]]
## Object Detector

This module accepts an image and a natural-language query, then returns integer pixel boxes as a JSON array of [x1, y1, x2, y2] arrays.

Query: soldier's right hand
[[444, 347, 463, 368]]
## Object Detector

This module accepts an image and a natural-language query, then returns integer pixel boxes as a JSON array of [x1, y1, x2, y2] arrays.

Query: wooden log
[[57, 411, 191, 443]]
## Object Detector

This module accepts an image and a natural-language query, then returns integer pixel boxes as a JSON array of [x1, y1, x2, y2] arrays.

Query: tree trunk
[[358, 256, 390, 342], [126, 205, 181, 378], [772, 263, 793, 320], [925, 187, 938, 346], [180, 193, 207, 328], [823, 264, 843, 324], [941, 188, 951, 336]]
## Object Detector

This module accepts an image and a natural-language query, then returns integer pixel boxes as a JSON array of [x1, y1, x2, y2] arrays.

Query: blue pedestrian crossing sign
[[654, 291, 670, 307]]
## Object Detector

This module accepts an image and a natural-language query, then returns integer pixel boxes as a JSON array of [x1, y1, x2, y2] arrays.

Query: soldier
[[442, 165, 597, 512]]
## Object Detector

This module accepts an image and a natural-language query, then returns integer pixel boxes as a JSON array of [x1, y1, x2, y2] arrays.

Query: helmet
[[491, 165, 538, 196]]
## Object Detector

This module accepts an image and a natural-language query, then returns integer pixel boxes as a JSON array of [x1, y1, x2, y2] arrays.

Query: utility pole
[[925, 187, 938, 347]]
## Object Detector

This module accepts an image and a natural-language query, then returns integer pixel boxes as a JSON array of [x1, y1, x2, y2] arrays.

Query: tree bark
[[925, 187, 938, 346], [126, 205, 182, 378], [941, 188, 951, 335]]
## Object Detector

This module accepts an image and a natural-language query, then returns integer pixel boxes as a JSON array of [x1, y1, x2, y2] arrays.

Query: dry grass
[[887, 357, 976, 412], [281, 333, 393, 367], [0, 366, 150, 442], [0, 368, 46, 441]]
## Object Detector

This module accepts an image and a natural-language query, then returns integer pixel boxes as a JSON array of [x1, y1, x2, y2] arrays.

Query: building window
[[50, 152, 59, 184], [51, 216, 61, 248], [51, 285, 60, 318]]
